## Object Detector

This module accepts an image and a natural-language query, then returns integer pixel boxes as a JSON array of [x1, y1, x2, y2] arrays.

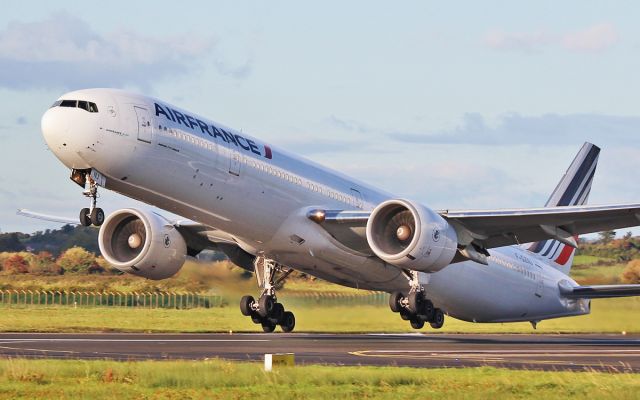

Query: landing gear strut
[[77, 171, 104, 227], [239, 257, 296, 333], [389, 269, 445, 330]]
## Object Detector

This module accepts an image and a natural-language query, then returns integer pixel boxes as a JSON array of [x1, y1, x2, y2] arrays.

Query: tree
[[3, 254, 29, 274], [0, 233, 26, 252], [56, 247, 97, 273], [622, 259, 640, 284], [29, 251, 63, 275], [598, 230, 616, 244]]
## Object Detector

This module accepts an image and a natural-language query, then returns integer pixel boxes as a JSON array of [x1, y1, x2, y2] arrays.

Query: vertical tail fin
[[527, 142, 600, 274]]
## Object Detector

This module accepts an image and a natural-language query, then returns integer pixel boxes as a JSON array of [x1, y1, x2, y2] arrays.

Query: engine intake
[[98, 208, 187, 280], [366, 199, 457, 273]]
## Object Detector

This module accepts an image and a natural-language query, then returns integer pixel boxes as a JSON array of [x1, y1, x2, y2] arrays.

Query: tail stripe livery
[[528, 143, 600, 272]]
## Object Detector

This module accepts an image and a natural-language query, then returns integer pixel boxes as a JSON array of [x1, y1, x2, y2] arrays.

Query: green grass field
[[0, 358, 637, 399], [1, 296, 639, 333]]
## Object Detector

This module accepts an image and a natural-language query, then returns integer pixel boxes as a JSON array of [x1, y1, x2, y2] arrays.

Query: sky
[[1, 1, 640, 234]]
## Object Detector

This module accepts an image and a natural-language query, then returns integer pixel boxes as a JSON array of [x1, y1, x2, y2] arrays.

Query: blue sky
[[1, 1, 640, 233]]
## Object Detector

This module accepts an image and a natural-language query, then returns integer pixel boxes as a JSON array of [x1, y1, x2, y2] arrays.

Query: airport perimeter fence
[[0, 290, 224, 309], [0, 290, 388, 309]]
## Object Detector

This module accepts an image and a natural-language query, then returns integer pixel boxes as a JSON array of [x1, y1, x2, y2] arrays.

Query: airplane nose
[[41, 107, 91, 169], [41, 108, 68, 147]]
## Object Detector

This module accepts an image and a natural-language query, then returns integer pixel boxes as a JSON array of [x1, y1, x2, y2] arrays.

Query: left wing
[[16, 209, 79, 225], [308, 203, 640, 254]]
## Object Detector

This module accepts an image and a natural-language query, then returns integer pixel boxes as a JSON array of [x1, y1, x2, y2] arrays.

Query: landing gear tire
[[250, 312, 263, 324], [258, 295, 275, 318], [430, 308, 445, 329], [269, 303, 285, 324], [261, 320, 276, 333], [240, 295, 254, 316], [79, 208, 91, 226], [399, 308, 411, 321], [410, 318, 425, 330], [407, 291, 423, 315], [389, 292, 403, 313], [280, 311, 296, 333], [90, 208, 105, 226], [421, 299, 435, 321]]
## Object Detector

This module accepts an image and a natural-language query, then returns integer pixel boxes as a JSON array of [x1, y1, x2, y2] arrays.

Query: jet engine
[[98, 208, 187, 280], [366, 199, 458, 273]]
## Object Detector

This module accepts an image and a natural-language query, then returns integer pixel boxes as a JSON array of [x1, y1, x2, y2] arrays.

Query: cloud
[[484, 30, 552, 52], [387, 112, 640, 145], [0, 13, 251, 91], [562, 23, 618, 52], [484, 23, 618, 53]]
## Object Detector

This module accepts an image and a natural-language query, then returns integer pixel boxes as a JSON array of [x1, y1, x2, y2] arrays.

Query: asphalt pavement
[[0, 332, 637, 371]]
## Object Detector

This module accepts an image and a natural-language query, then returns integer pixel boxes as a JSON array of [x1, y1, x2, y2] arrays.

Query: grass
[[0, 358, 638, 399], [570, 263, 627, 285], [0, 296, 639, 333], [572, 255, 615, 266]]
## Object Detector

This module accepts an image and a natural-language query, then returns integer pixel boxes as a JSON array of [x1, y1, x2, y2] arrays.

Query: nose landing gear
[[74, 170, 104, 227], [239, 257, 296, 333]]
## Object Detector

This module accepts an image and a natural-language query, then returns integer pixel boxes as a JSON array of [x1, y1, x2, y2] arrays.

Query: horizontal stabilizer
[[560, 284, 640, 299]]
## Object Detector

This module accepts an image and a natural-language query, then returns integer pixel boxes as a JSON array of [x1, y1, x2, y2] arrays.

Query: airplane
[[34, 88, 640, 333]]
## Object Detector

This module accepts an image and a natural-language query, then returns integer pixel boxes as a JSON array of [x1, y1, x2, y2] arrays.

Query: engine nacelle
[[366, 199, 458, 273], [98, 208, 187, 280]]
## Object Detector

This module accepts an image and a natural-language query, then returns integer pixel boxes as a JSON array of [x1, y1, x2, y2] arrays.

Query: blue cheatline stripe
[[556, 146, 600, 206], [529, 240, 548, 253], [540, 240, 557, 257], [542, 240, 562, 258], [549, 241, 564, 260], [573, 167, 596, 206]]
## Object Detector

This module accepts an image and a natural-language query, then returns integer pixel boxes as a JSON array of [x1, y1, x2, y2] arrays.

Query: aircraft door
[[350, 188, 364, 209], [225, 141, 241, 176], [534, 264, 544, 298], [134, 106, 153, 143]]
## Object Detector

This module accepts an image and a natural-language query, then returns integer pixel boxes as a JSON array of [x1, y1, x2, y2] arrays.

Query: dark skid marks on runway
[[0, 333, 638, 372]]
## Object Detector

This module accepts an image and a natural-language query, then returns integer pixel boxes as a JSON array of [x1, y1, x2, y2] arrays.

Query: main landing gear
[[239, 257, 296, 333], [76, 171, 104, 227], [389, 270, 445, 330]]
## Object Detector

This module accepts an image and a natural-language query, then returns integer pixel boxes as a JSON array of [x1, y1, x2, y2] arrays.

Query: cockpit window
[[52, 99, 99, 113], [60, 100, 77, 107]]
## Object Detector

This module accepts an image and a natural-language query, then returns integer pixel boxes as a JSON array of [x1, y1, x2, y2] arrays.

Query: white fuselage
[[41, 88, 589, 324]]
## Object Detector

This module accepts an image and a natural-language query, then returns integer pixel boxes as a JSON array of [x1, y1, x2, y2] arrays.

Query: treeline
[[0, 225, 99, 256], [579, 231, 640, 262], [0, 248, 117, 276]]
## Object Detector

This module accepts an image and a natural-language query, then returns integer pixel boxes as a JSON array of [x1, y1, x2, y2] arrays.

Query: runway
[[0, 333, 638, 371]]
